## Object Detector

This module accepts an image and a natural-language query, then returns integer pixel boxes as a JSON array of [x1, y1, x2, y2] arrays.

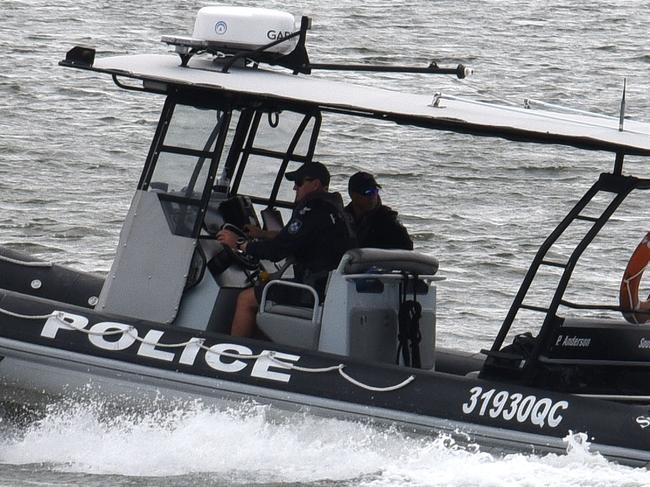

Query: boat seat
[[263, 304, 314, 320], [257, 280, 322, 350], [317, 249, 439, 369], [342, 248, 439, 276]]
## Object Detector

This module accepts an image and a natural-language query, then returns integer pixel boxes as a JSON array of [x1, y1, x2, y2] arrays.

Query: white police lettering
[[178, 338, 203, 366], [88, 322, 137, 351], [637, 416, 650, 429], [138, 329, 175, 362], [462, 386, 569, 428], [39, 311, 298, 383], [639, 338, 650, 349], [204, 343, 251, 372], [251, 351, 299, 382], [42, 311, 89, 338]]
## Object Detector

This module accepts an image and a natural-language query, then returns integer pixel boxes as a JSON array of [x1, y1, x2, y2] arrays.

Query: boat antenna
[[619, 77, 627, 132], [308, 61, 472, 79]]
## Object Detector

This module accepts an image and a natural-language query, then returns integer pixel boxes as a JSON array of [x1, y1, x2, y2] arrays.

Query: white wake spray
[[0, 399, 648, 486]]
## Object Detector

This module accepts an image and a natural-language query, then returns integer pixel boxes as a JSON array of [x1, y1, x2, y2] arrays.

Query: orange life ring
[[620, 231, 650, 323]]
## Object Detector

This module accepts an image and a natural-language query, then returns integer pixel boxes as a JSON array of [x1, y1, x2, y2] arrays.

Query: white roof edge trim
[[81, 53, 650, 156]]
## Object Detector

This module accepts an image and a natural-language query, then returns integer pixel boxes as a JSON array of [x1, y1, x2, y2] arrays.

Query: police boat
[[2, 6, 650, 466]]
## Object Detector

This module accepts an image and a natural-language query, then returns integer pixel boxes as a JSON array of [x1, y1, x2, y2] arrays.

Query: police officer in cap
[[345, 171, 413, 250], [217, 161, 353, 337]]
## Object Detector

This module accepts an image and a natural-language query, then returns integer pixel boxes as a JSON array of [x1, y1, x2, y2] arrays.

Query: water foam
[[1, 399, 649, 486]]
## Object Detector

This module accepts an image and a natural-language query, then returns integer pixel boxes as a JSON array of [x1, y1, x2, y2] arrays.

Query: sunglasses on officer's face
[[295, 177, 315, 188], [362, 187, 379, 196]]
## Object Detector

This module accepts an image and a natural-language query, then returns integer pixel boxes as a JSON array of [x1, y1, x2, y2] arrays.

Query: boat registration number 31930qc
[[462, 386, 569, 429]]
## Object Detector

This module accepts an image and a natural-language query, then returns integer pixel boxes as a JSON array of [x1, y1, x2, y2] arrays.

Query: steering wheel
[[222, 223, 248, 241], [221, 223, 260, 271]]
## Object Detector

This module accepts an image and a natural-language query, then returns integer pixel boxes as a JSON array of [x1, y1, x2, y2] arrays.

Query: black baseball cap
[[285, 161, 330, 187], [348, 171, 381, 196]]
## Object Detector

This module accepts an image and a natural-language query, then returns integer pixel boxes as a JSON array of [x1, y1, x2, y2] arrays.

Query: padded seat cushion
[[343, 248, 438, 275], [264, 303, 315, 320]]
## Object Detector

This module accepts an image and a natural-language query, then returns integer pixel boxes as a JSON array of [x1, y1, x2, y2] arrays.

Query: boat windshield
[[233, 110, 319, 208], [148, 104, 225, 197], [140, 102, 231, 237], [139, 96, 321, 237]]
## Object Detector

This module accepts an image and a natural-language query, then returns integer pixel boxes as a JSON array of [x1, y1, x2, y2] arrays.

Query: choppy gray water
[[2, 0, 650, 485]]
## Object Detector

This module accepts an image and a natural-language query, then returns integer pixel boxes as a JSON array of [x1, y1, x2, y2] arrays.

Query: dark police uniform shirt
[[247, 191, 353, 284], [345, 203, 413, 250]]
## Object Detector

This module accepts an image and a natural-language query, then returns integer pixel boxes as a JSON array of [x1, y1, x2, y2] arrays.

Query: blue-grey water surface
[[2, 0, 650, 485]]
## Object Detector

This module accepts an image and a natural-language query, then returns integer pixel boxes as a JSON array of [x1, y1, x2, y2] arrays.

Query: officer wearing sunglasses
[[345, 171, 413, 251]]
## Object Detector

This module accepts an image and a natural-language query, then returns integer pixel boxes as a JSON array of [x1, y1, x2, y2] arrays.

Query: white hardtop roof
[[85, 53, 650, 156]]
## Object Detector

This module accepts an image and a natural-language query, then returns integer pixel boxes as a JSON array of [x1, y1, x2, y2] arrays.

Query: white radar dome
[[192, 6, 297, 55]]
